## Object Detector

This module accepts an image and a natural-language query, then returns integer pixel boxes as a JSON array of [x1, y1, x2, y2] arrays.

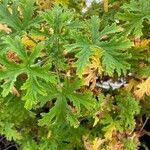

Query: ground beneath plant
[[0, 119, 150, 150], [0, 136, 18, 150]]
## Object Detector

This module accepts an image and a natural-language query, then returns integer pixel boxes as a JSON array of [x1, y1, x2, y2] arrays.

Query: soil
[[0, 136, 18, 150], [139, 118, 150, 149]]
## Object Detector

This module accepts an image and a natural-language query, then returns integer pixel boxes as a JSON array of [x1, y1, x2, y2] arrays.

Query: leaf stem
[[26, 35, 38, 44], [140, 117, 149, 133], [103, 0, 109, 13]]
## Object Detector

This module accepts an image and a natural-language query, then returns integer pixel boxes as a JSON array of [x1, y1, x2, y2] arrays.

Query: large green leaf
[[65, 16, 133, 77], [38, 79, 94, 128], [99, 37, 133, 76], [0, 37, 56, 109], [0, 0, 40, 34], [116, 0, 150, 37]]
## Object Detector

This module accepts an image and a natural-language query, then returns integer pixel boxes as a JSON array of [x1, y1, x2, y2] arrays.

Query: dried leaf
[[135, 77, 150, 98], [92, 138, 105, 150], [0, 23, 11, 33], [11, 86, 20, 97], [6, 51, 20, 62], [134, 39, 150, 49], [83, 54, 103, 89], [83, 68, 96, 89], [83, 136, 105, 150], [82, 135, 92, 150]]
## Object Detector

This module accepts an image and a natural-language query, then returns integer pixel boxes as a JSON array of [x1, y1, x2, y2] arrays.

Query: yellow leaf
[[125, 79, 138, 92], [93, 116, 99, 127], [22, 35, 45, 49], [134, 39, 150, 49], [134, 77, 150, 98], [82, 49, 103, 89], [55, 0, 69, 6], [104, 123, 116, 140], [90, 56, 103, 75], [37, 0, 53, 10], [92, 138, 105, 150], [47, 130, 52, 138]]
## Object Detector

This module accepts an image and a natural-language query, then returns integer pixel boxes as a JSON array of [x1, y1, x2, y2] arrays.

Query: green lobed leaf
[[100, 37, 133, 76], [38, 79, 94, 127], [21, 74, 47, 110], [65, 16, 133, 77], [116, 95, 140, 130], [116, 0, 150, 37], [0, 0, 40, 34], [42, 6, 75, 33], [74, 46, 91, 78], [0, 36, 56, 108], [3, 36, 28, 62]]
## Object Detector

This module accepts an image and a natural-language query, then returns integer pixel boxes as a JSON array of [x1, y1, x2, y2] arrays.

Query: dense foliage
[[0, 0, 150, 149]]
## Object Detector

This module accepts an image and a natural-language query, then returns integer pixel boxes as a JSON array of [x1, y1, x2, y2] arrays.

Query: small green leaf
[[21, 75, 47, 109], [116, 95, 140, 130], [1, 74, 18, 97], [74, 46, 91, 78]]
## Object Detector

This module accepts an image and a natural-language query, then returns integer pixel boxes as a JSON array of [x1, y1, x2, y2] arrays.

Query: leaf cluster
[[0, 0, 149, 149]]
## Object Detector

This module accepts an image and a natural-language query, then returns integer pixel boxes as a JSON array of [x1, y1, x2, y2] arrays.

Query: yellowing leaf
[[83, 68, 96, 90], [90, 55, 103, 75], [22, 35, 45, 49], [135, 77, 150, 98], [125, 79, 138, 92], [93, 116, 99, 127], [55, 0, 69, 6], [82, 136, 105, 150], [83, 49, 103, 89], [37, 0, 69, 9], [37, 0, 53, 10], [134, 39, 150, 49], [92, 138, 105, 150], [11, 86, 20, 97], [104, 123, 116, 140]]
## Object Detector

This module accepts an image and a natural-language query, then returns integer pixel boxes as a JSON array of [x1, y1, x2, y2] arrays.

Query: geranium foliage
[[0, 0, 150, 149]]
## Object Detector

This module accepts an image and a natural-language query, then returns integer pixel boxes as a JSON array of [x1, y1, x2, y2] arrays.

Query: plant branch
[[140, 117, 149, 133], [103, 0, 108, 13]]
